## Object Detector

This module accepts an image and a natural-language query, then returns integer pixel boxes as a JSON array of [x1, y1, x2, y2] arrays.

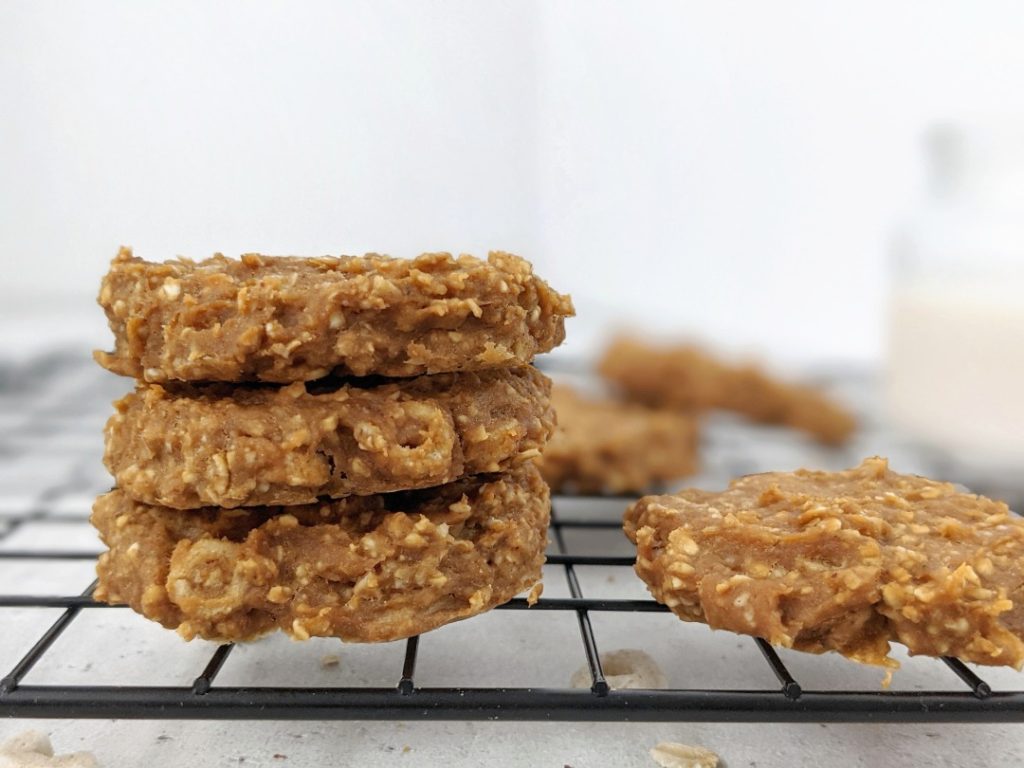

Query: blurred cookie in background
[[538, 383, 698, 495], [599, 336, 856, 446]]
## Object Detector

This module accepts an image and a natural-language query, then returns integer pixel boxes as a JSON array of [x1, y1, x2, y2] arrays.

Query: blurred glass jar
[[887, 121, 1024, 495]]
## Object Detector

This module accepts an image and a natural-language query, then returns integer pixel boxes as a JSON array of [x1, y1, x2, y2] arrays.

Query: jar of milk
[[887, 121, 1024, 499]]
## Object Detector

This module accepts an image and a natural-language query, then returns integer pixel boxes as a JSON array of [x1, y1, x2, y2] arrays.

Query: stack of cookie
[[90, 248, 573, 643]]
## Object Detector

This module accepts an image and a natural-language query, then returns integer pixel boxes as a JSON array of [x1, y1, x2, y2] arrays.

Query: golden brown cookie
[[599, 337, 855, 445], [538, 384, 698, 494], [105, 367, 554, 509], [96, 247, 574, 383], [625, 458, 1024, 669], [92, 464, 549, 643]]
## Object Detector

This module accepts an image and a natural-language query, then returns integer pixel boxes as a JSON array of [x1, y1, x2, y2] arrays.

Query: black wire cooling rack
[[1, 351, 1023, 723]]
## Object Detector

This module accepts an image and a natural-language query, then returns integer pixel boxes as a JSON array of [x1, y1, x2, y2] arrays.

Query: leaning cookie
[[538, 384, 698, 494], [96, 248, 574, 383], [105, 367, 554, 509], [625, 458, 1024, 670], [92, 464, 549, 643]]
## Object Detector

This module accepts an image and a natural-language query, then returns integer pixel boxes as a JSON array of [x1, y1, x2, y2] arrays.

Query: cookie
[[538, 384, 698, 494], [105, 366, 554, 509], [599, 337, 855, 445], [96, 247, 574, 383], [625, 457, 1024, 669], [92, 464, 549, 643]]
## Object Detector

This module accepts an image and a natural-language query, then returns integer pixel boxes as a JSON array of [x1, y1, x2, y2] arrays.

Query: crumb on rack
[[649, 741, 720, 768], [569, 649, 666, 690], [527, 582, 543, 606]]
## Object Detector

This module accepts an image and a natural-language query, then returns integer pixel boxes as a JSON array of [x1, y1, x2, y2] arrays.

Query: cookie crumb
[[1, 732, 53, 759], [650, 741, 719, 768], [527, 582, 543, 606], [320, 654, 341, 668], [570, 649, 666, 690], [0, 730, 98, 768]]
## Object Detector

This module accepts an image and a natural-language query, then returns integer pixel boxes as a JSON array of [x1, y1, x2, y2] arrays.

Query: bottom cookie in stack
[[92, 464, 548, 643]]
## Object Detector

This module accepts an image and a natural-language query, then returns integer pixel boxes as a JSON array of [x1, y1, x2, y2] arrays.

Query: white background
[[4, 1, 1024, 363]]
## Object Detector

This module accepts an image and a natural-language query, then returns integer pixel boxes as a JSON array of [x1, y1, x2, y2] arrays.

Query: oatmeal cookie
[[92, 464, 549, 643], [96, 247, 574, 383], [105, 366, 554, 509], [625, 457, 1024, 668], [599, 337, 855, 445], [538, 384, 698, 494]]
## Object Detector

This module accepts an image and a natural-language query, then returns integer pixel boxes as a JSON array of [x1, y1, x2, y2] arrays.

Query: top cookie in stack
[[95, 247, 571, 383], [90, 247, 573, 644]]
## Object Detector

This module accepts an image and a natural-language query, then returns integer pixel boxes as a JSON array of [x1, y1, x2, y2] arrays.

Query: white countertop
[[5, 716, 1023, 767]]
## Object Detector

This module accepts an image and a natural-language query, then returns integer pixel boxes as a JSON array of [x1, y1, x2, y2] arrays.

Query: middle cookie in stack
[[92, 248, 573, 643]]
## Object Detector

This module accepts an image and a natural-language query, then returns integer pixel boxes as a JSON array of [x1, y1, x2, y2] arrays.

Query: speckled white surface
[[3, 717, 1024, 767], [2, 352, 1023, 767]]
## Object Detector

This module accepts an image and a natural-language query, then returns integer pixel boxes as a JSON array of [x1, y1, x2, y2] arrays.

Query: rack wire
[[1, 351, 1023, 723]]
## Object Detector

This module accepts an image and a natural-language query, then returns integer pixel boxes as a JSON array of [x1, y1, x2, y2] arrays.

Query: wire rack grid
[[1, 352, 1023, 723]]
